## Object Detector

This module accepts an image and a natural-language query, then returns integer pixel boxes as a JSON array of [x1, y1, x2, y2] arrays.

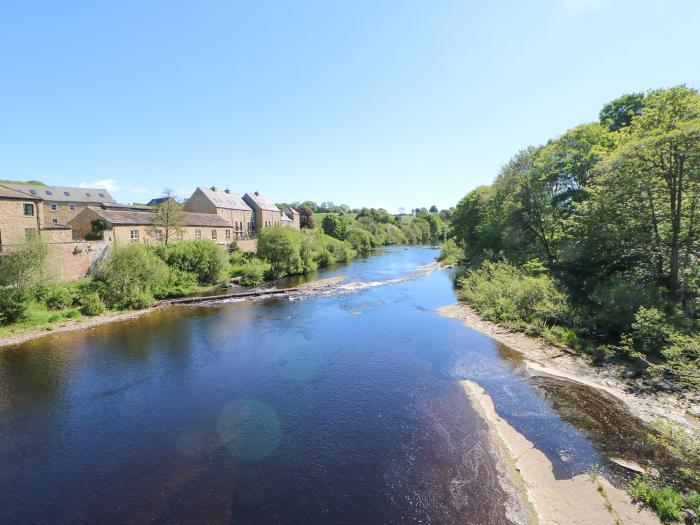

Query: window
[[50, 204, 57, 211], [85, 192, 92, 197], [176, 230, 184, 241], [195, 229, 202, 239], [130, 230, 139, 242], [98, 193, 105, 197], [29, 189, 37, 195], [25, 228, 37, 240], [69, 204, 76, 211], [64, 191, 70, 196], [154, 229, 164, 242], [45, 190, 53, 196], [52, 219, 58, 224], [225, 229, 231, 239], [211, 229, 217, 240], [23, 203, 34, 216]]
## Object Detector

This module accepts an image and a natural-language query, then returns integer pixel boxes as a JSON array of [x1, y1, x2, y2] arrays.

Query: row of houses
[[0, 183, 299, 250]]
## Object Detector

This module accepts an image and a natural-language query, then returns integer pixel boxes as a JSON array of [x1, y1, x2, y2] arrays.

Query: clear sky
[[1, 1, 698, 210]]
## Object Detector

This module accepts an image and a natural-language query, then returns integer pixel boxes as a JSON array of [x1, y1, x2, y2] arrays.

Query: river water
[[0, 247, 655, 524]]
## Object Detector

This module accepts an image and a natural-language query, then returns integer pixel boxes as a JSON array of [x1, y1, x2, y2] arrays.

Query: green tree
[[0, 240, 49, 323], [321, 214, 349, 240], [257, 227, 303, 277], [599, 92, 645, 131]]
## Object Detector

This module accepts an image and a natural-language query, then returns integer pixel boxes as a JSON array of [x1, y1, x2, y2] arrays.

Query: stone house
[[0, 185, 44, 248], [185, 187, 254, 239], [2, 183, 115, 227], [69, 206, 236, 246], [282, 206, 301, 229], [243, 192, 282, 233]]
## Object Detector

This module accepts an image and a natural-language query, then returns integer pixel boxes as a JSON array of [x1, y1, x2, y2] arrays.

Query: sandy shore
[[462, 380, 662, 525], [437, 303, 700, 430]]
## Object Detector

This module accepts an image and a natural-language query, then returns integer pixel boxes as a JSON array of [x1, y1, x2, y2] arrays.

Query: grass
[[0, 179, 45, 185], [0, 302, 83, 338], [312, 212, 357, 225]]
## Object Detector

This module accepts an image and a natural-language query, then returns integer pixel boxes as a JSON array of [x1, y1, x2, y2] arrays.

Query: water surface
[[0, 247, 654, 524]]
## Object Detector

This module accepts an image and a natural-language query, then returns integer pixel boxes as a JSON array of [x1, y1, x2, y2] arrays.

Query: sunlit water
[[0, 247, 655, 524]]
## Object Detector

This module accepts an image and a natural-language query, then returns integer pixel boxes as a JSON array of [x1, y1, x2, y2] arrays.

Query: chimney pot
[[210, 186, 217, 192], [224, 188, 231, 194]]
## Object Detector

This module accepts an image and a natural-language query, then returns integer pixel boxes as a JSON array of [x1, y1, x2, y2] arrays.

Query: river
[[0, 247, 654, 524]]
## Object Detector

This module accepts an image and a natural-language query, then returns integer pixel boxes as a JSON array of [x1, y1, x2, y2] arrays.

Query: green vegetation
[[445, 86, 700, 389], [629, 477, 699, 523], [0, 179, 45, 185]]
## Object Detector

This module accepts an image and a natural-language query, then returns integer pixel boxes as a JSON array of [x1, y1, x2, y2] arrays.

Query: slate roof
[[243, 192, 280, 212], [197, 187, 251, 211], [80, 207, 231, 227], [3, 184, 115, 203], [147, 196, 175, 206], [0, 184, 42, 200]]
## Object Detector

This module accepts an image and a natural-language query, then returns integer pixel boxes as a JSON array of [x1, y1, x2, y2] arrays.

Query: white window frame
[[154, 229, 164, 242], [195, 229, 202, 239], [130, 230, 139, 242], [50, 204, 57, 212], [69, 203, 76, 211], [52, 218, 58, 224]]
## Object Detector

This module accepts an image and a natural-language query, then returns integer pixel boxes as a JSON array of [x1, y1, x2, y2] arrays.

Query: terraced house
[[185, 187, 254, 239]]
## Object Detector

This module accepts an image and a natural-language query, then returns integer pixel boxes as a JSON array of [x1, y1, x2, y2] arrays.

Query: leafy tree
[[257, 227, 303, 277], [0, 240, 49, 324], [298, 206, 314, 229], [321, 214, 349, 240], [155, 239, 229, 285], [346, 227, 375, 254], [599, 92, 645, 131], [429, 205, 438, 213], [149, 188, 186, 245]]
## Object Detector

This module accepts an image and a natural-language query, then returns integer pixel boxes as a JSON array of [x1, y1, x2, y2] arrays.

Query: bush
[[457, 260, 570, 333], [0, 288, 29, 325], [321, 214, 349, 240], [45, 284, 77, 310], [438, 239, 462, 265], [346, 227, 375, 255], [152, 268, 199, 299], [257, 227, 303, 278], [96, 244, 169, 309], [80, 292, 105, 316], [239, 261, 269, 286], [155, 240, 229, 285], [629, 477, 684, 523]]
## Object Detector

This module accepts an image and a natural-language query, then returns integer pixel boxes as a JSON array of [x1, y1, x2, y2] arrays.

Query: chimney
[[210, 186, 217, 192], [254, 191, 259, 196], [224, 188, 231, 194]]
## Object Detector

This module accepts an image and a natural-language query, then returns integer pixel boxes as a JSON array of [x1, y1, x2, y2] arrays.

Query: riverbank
[[462, 379, 662, 525], [438, 302, 700, 431], [0, 276, 348, 349]]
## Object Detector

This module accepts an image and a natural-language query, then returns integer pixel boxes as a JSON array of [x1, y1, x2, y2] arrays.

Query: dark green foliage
[[321, 214, 349, 240], [346, 227, 375, 254], [229, 250, 270, 286], [0, 241, 49, 325], [45, 284, 77, 310], [257, 227, 303, 277], [152, 268, 199, 298], [154, 240, 229, 285], [0, 288, 30, 324], [599, 92, 645, 131]]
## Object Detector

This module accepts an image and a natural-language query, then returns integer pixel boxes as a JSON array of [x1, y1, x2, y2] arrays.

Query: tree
[[0, 240, 48, 323], [321, 214, 349, 240], [149, 189, 186, 245], [257, 227, 303, 277], [599, 92, 645, 131], [429, 205, 438, 213], [298, 206, 314, 229]]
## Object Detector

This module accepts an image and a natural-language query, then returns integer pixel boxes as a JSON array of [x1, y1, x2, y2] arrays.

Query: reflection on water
[[0, 247, 665, 524]]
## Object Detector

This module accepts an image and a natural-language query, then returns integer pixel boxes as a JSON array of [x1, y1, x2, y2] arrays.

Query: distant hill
[[0, 179, 46, 185]]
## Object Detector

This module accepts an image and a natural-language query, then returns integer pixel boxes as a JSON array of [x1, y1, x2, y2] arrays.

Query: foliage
[[229, 251, 271, 286], [0, 241, 49, 325], [298, 206, 314, 229], [257, 227, 303, 278], [321, 214, 350, 240], [437, 239, 462, 265], [629, 477, 684, 523], [345, 227, 375, 255], [45, 283, 78, 310], [152, 268, 199, 298], [457, 260, 570, 334], [96, 244, 169, 309], [79, 292, 105, 316], [154, 240, 229, 285]]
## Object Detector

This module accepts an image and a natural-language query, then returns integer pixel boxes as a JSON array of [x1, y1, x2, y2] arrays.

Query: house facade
[[69, 206, 235, 246], [243, 192, 282, 233], [0, 185, 44, 247], [282, 206, 301, 229], [185, 187, 254, 239], [2, 183, 115, 227]]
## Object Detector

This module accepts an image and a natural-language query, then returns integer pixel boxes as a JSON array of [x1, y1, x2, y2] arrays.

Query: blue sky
[[1, 1, 698, 211]]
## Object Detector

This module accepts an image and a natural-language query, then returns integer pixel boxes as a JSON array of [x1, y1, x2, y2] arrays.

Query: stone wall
[[45, 241, 111, 281], [42, 201, 92, 226], [233, 238, 257, 252], [0, 198, 43, 247]]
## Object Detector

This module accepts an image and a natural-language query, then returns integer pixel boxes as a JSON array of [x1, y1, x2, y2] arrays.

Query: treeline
[[445, 86, 700, 389], [322, 207, 448, 246]]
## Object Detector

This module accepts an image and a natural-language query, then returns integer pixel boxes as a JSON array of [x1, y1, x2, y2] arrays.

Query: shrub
[[346, 227, 375, 255], [152, 268, 199, 299], [96, 244, 169, 309], [239, 260, 269, 286], [257, 227, 303, 278], [45, 284, 77, 310], [0, 288, 29, 325], [321, 214, 349, 240], [457, 260, 570, 333], [629, 477, 684, 523], [155, 240, 229, 285], [80, 292, 105, 316], [437, 239, 462, 265]]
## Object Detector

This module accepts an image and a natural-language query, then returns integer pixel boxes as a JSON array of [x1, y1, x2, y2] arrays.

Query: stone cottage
[[243, 191, 282, 233], [185, 187, 254, 239]]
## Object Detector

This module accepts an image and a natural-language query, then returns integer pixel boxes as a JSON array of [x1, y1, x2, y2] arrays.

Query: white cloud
[[563, 0, 608, 14], [78, 178, 148, 194]]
